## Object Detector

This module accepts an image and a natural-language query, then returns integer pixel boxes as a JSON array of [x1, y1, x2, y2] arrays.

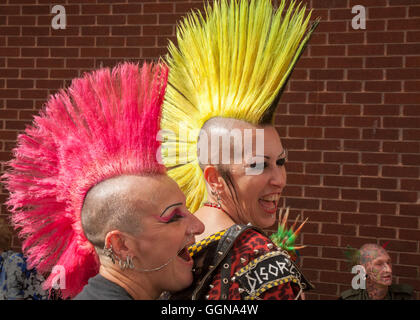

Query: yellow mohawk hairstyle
[[161, 0, 319, 212]]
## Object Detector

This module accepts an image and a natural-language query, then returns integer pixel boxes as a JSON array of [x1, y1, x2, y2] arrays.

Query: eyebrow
[[160, 202, 183, 217], [255, 149, 287, 160]]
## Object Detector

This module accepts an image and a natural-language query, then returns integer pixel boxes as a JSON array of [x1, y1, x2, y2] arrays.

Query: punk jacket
[[170, 224, 313, 300]]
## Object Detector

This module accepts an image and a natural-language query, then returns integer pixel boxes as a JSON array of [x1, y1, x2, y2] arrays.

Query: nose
[[186, 211, 205, 237], [270, 164, 286, 189], [384, 262, 392, 273]]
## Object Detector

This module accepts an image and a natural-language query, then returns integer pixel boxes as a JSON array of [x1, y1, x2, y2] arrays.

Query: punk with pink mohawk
[[2, 62, 169, 298]]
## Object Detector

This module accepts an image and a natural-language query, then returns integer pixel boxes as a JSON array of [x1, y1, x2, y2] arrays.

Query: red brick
[[310, 69, 344, 80], [382, 166, 419, 178], [344, 116, 380, 128], [383, 117, 420, 128], [322, 200, 357, 212], [82, 4, 110, 14], [385, 93, 420, 105], [399, 229, 420, 242], [388, 19, 420, 31], [97, 15, 126, 25], [303, 210, 338, 223], [407, 31, 420, 42], [287, 174, 321, 186], [348, 69, 383, 80], [288, 151, 322, 162], [366, 57, 403, 69], [285, 197, 319, 210], [365, 81, 402, 92], [402, 154, 420, 166], [369, 7, 407, 19], [324, 176, 358, 188], [341, 213, 378, 226], [342, 189, 377, 201], [393, 265, 418, 278], [367, 31, 405, 43], [311, 45, 346, 57], [386, 240, 418, 253], [288, 104, 323, 115], [80, 48, 109, 57], [381, 215, 418, 229], [143, 26, 173, 36], [303, 258, 338, 272], [325, 128, 360, 139], [329, 33, 364, 44], [322, 223, 356, 236], [362, 129, 399, 140], [406, 56, 420, 68], [111, 48, 141, 58], [360, 226, 396, 238], [381, 190, 417, 203], [285, 162, 303, 173], [288, 127, 322, 138], [326, 105, 361, 115], [362, 152, 398, 164], [401, 179, 420, 192], [403, 129, 420, 141], [307, 139, 341, 151], [304, 234, 338, 247], [51, 48, 79, 57], [295, 57, 326, 69], [281, 92, 306, 103], [346, 93, 382, 104], [324, 152, 359, 164], [363, 105, 400, 116], [307, 116, 342, 127], [305, 187, 339, 199], [127, 36, 156, 47], [383, 141, 420, 153], [327, 81, 362, 92], [399, 204, 420, 217], [274, 115, 305, 126], [112, 4, 142, 14], [290, 80, 324, 92], [361, 177, 397, 189], [348, 45, 384, 56], [281, 138, 304, 150], [344, 140, 380, 152], [282, 186, 302, 197], [405, 81, 420, 92]]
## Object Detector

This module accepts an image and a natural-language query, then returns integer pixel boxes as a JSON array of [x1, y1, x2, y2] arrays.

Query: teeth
[[260, 194, 280, 202]]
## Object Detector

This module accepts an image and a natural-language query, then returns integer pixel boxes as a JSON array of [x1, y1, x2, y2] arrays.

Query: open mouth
[[177, 246, 192, 262], [258, 193, 281, 214]]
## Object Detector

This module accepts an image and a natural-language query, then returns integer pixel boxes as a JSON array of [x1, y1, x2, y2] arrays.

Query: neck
[[194, 204, 235, 242], [366, 279, 389, 300], [99, 264, 159, 300]]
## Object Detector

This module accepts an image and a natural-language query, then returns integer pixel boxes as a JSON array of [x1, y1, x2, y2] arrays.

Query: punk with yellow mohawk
[[162, 0, 318, 300]]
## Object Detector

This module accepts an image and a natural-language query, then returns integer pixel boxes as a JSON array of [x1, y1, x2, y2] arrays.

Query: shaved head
[[81, 175, 154, 250], [359, 244, 389, 266]]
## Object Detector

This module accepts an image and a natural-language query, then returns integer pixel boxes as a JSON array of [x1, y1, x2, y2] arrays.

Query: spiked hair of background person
[[161, 0, 319, 213], [2, 62, 168, 298]]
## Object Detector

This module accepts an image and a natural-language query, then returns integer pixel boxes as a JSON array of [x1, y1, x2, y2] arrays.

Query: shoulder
[[390, 284, 413, 299], [340, 288, 364, 300]]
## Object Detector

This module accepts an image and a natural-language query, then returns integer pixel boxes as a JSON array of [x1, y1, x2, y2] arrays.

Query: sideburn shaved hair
[[81, 175, 146, 252]]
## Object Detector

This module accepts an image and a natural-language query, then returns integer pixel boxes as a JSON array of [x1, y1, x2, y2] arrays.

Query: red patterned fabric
[[205, 228, 302, 300]]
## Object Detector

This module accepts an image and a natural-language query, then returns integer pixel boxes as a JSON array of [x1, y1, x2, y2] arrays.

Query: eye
[[276, 158, 286, 166], [249, 162, 267, 170], [160, 209, 185, 223]]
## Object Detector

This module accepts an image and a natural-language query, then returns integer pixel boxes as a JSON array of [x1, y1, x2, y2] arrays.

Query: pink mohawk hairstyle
[[2, 62, 168, 298]]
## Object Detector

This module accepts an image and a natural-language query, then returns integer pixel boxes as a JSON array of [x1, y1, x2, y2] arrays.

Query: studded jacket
[[170, 224, 313, 300]]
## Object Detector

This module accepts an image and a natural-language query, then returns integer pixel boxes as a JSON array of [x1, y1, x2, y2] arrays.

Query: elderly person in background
[[340, 243, 413, 300], [2, 62, 204, 300]]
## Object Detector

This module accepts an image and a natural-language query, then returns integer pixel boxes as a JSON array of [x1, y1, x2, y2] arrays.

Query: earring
[[103, 244, 116, 264], [119, 255, 135, 270], [211, 189, 222, 208]]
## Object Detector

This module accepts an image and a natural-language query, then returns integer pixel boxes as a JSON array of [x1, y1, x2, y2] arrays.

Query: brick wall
[[0, 0, 419, 300]]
